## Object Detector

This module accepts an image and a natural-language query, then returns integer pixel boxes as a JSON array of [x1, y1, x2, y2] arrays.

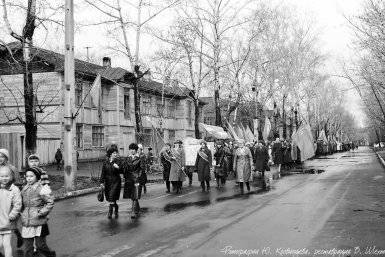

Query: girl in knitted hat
[[0, 165, 22, 257], [21, 167, 55, 257]]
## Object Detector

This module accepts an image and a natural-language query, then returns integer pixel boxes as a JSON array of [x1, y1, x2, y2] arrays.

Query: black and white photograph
[[0, 0, 385, 256]]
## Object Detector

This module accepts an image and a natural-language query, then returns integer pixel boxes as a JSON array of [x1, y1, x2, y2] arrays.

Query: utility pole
[[64, 0, 76, 191], [85, 46, 92, 61]]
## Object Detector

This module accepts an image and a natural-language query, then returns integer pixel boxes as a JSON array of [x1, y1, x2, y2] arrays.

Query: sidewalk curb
[[53, 178, 164, 202], [54, 187, 101, 202], [374, 151, 385, 169]]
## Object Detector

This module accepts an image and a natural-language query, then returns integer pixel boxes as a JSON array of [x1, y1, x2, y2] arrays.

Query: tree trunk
[[214, 89, 222, 126], [23, 58, 37, 157], [133, 79, 142, 141], [194, 101, 200, 139], [282, 97, 286, 139]]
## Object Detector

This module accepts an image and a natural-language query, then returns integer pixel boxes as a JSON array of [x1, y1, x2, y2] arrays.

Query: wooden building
[[0, 42, 201, 165]]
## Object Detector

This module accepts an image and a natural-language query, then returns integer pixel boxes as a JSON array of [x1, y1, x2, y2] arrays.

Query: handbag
[[97, 188, 104, 202]]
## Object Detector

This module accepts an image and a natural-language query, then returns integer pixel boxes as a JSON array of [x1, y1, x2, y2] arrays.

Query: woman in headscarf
[[195, 140, 212, 192], [123, 143, 146, 219], [100, 146, 122, 219], [160, 143, 173, 193], [169, 140, 186, 194], [233, 140, 254, 194]]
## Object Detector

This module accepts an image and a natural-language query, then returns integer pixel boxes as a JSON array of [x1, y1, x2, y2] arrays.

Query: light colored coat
[[233, 147, 253, 182], [169, 148, 186, 182], [0, 184, 22, 231], [21, 182, 54, 227]]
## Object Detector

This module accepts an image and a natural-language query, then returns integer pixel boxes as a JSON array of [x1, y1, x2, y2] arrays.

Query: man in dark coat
[[54, 148, 63, 170], [195, 140, 212, 192], [160, 143, 172, 193], [254, 141, 269, 189]]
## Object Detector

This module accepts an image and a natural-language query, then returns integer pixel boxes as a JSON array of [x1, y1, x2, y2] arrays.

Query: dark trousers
[[24, 236, 56, 257], [165, 180, 170, 192], [216, 175, 226, 187], [138, 184, 146, 198], [187, 172, 193, 185], [171, 181, 182, 193], [200, 180, 210, 191], [239, 182, 250, 193]]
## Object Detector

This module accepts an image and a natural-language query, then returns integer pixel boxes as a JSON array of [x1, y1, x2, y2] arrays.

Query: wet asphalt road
[[30, 147, 385, 256]]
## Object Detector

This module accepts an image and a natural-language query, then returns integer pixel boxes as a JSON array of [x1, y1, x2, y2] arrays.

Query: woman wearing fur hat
[[169, 140, 186, 194], [100, 147, 122, 219], [123, 143, 146, 219], [21, 167, 55, 257]]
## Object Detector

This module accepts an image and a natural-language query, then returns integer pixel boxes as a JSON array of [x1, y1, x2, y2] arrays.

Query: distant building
[[0, 42, 204, 165]]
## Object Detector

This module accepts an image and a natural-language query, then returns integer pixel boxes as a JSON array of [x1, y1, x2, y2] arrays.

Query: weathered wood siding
[[0, 133, 23, 171]]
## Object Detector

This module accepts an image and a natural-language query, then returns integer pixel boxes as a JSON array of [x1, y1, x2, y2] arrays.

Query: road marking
[[98, 244, 133, 257], [177, 190, 199, 198], [136, 246, 168, 257]]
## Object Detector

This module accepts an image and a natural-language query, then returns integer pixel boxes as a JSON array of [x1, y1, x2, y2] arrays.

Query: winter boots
[[108, 203, 119, 219], [108, 204, 113, 219], [114, 203, 119, 218]]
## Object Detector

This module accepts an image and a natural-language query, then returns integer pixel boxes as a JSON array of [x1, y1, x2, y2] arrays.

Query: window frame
[[76, 124, 83, 149], [92, 126, 104, 147]]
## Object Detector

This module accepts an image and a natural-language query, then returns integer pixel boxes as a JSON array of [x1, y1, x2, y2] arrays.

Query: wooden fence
[[0, 133, 62, 168], [0, 133, 23, 171]]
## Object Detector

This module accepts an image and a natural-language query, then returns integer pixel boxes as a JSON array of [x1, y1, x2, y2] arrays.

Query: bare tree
[[1, 0, 63, 157], [84, 0, 180, 141]]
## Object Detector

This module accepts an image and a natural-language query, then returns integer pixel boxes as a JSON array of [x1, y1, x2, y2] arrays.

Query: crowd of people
[[0, 149, 56, 257], [98, 136, 304, 223]]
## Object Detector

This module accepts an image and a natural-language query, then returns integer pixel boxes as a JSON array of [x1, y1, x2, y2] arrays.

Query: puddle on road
[[163, 199, 211, 212]]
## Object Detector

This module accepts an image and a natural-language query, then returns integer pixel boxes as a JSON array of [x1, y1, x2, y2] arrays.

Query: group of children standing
[[0, 149, 55, 257]]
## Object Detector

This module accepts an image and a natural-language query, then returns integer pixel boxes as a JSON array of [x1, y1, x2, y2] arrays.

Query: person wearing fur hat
[[100, 146, 122, 219], [233, 140, 254, 194], [21, 166, 55, 257], [123, 143, 146, 219], [169, 140, 186, 194]]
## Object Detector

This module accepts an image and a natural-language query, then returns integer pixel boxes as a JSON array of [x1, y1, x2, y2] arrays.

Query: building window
[[204, 116, 215, 126], [142, 95, 153, 116], [168, 129, 176, 143], [156, 98, 164, 117], [75, 83, 83, 106], [76, 124, 83, 148], [92, 126, 104, 147], [124, 88, 130, 119], [167, 100, 176, 118], [187, 101, 193, 126]]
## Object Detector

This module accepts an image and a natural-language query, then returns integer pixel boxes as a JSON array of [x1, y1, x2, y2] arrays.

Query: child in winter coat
[[0, 165, 22, 257], [0, 149, 24, 249], [21, 167, 55, 257]]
